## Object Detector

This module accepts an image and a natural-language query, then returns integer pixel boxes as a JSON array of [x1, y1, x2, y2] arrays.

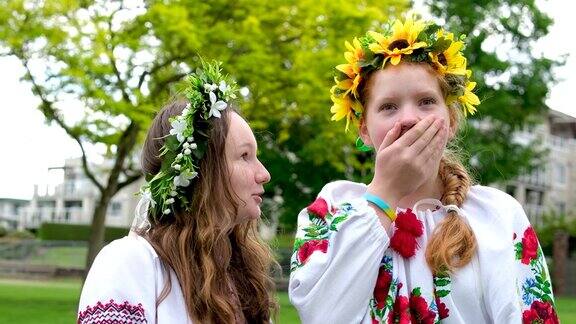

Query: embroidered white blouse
[[77, 233, 192, 323], [289, 181, 558, 324]]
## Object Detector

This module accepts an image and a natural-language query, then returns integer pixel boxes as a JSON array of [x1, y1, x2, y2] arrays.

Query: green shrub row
[[38, 223, 129, 242]]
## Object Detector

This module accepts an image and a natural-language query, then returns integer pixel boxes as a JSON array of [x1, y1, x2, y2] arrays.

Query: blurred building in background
[[495, 109, 576, 226], [0, 198, 29, 230], [19, 158, 143, 230]]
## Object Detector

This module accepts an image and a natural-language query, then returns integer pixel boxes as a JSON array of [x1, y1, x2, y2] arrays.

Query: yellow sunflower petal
[[367, 31, 388, 45], [390, 54, 402, 65], [336, 64, 355, 78]]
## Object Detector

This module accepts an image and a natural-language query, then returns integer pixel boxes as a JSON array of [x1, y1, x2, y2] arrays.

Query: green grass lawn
[[0, 279, 300, 323], [28, 246, 87, 268], [0, 278, 574, 323]]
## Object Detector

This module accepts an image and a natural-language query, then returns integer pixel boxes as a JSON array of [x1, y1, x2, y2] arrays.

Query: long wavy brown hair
[[139, 99, 277, 323], [359, 63, 477, 275]]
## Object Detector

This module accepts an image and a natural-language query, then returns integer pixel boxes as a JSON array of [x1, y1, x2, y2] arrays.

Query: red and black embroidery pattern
[[78, 299, 147, 324]]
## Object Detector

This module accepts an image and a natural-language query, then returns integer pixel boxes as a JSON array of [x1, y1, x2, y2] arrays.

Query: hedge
[[38, 223, 129, 242]]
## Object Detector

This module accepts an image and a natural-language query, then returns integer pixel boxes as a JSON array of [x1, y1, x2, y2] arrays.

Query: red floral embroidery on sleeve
[[522, 300, 559, 324], [521, 227, 539, 265], [307, 197, 329, 220], [297, 239, 329, 264]]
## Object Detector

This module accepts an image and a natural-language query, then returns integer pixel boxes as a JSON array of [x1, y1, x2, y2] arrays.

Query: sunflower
[[368, 17, 428, 66], [458, 81, 480, 116], [335, 38, 364, 98], [330, 94, 363, 132], [429, 29, 467, 75]]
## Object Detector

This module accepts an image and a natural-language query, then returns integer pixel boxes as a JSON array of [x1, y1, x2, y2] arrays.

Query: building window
[[505, 185, 517, 197], [64, 200, 82, 208], [554, 162, 566, 185], [39, 200, 56, 208], [525, 189, 543, 205], [109, 202, 122, 217]]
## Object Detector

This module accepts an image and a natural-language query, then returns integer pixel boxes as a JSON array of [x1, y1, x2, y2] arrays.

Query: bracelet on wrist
[[363, 192, 397, 222]]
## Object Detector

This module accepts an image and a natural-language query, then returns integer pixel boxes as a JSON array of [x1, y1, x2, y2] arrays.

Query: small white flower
[[163, 208, 171, 215], [166, 198, 175, 204], [173, 164, 181, 170], [170, 190, 178, 196], [169, 118, 187, 143], [219, 80, 228, 92], [187, 136, 194, 142], [176, 153, 183, 160], [184, 148, 192, 155], [183, 142, 190, 149], [173, 169, 197, 187], [208, 91, 227, 118], [189, 143, 197, 149], [182, 108, 190, 115], [204, 83, 218, 92]]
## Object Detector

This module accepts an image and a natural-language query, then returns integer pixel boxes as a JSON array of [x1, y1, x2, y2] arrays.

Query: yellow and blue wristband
[[363, 193, 397, 222]]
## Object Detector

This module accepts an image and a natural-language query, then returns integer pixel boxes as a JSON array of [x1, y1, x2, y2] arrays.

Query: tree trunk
[[83, 122, 140, 280], [552, 230, 569, 296], [84, 188, 115, 274]]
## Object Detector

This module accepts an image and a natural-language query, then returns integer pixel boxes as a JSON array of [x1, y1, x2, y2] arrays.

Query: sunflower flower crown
[[330, 16, 480, 132], [139, 60, 238, 221]]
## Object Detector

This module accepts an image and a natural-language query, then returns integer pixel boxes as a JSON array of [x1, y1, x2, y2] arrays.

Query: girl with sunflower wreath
[[288, 16, 558, 324]]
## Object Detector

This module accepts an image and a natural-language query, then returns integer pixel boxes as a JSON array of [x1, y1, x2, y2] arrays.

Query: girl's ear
[[359, 117, 373, 147]]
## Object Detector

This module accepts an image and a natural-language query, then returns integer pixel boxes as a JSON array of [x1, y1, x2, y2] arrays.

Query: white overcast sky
[[0, 0, 574, 200]]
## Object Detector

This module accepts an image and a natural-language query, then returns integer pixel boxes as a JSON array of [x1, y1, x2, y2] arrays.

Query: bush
[[4, 229, 35, 240], [0, 226, 7, 237], [38, 223, 129, 242]]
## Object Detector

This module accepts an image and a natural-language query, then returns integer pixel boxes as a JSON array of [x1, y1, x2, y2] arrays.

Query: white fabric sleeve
[[289, 182, 390, 324], [77, 236, 159, 324], [475, 190, 558, 324], [510, 200, 558, 323]]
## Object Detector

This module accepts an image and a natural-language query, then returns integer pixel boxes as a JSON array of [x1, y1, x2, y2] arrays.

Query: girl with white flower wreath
[[78, 60, 277, 323], [289, 16, 558, 324]]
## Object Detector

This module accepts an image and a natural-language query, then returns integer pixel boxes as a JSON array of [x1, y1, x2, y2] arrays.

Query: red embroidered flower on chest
[[390, 209, 424, 258], [373, 267, 393, 309]]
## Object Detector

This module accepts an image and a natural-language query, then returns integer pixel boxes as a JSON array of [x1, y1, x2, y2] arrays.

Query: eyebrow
[[372, 89, 440, 102], [237, 142, 256, 150]]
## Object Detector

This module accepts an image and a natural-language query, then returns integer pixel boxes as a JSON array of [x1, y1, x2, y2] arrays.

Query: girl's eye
[[420, 97, 437, 105], [379, 103, 397, 111]]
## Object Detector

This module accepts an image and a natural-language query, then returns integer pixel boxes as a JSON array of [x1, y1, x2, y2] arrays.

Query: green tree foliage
[[0, 0, 408, 266], [536, 211, 576, 254], [425, 0, 560, 183], [0, 0, 559, 242]]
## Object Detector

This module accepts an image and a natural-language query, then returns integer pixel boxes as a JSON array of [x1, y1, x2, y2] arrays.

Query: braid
[[425, 155, 477, 274]]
